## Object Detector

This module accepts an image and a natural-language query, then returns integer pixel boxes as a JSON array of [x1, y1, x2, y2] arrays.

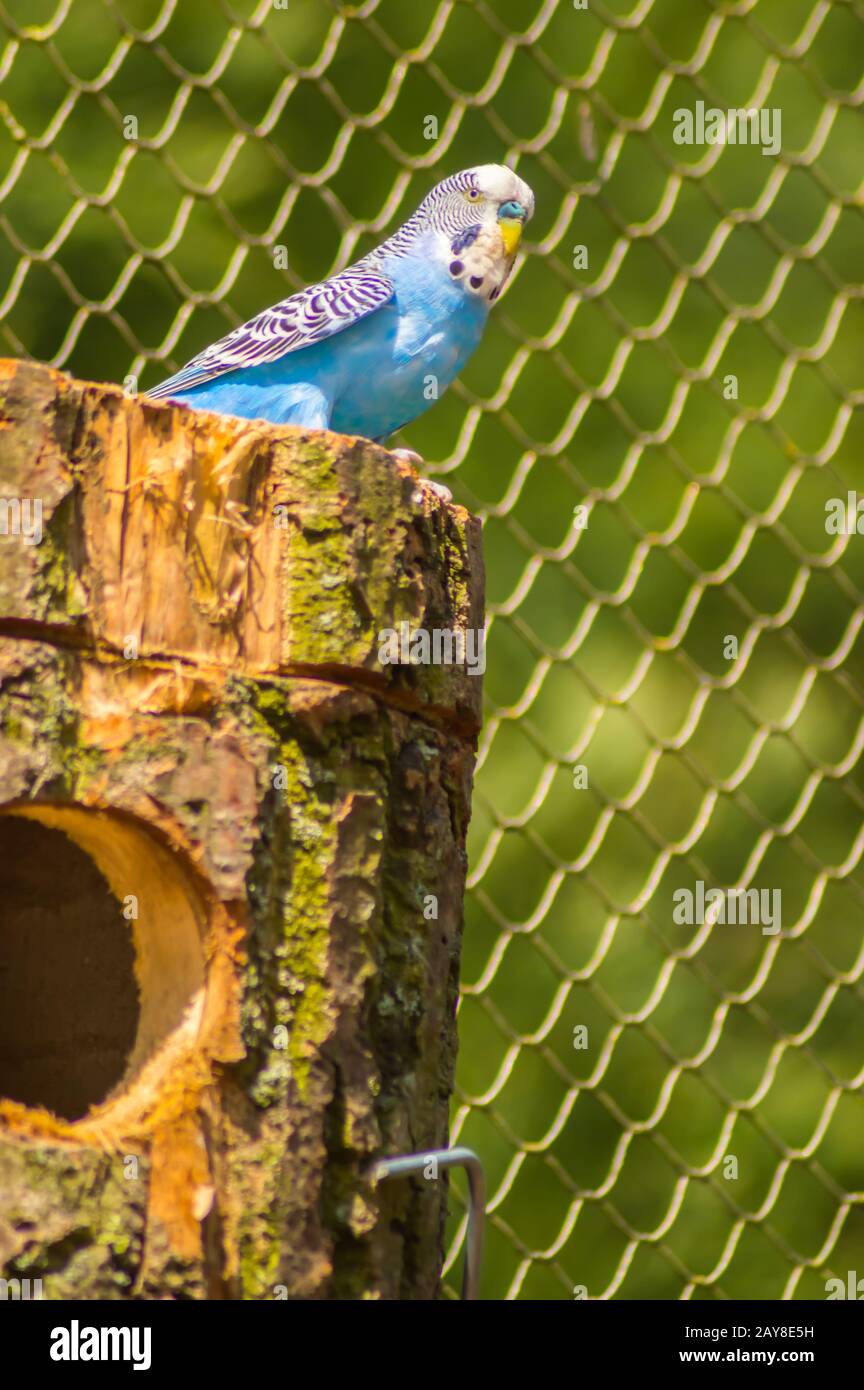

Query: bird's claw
[[420, 479, 453, 503], [390, 447, 424, 468], [409, 477, 453, 506], [390, 448, 452, 505]]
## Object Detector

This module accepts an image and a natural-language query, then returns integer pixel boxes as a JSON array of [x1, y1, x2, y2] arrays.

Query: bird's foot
[[420, 479, 453, 503], [390, 447, 424, 468], [389, 449, 453, 505]]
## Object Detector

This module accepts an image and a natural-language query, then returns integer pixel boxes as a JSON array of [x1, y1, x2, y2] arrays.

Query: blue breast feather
[[161, 250, 490, 441]]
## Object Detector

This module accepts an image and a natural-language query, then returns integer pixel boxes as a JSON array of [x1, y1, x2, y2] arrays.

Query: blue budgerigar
[[146, 164, 534, 452]]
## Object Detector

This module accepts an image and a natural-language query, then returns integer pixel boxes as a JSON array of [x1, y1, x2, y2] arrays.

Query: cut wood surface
[[0, 358, 483, 1299]]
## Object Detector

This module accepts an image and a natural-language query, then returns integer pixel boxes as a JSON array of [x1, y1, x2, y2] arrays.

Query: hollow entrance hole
[[0, 805, 206, 1125]]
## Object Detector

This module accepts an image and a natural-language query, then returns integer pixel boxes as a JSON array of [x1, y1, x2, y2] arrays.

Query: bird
[[146, 164, 534, 484]]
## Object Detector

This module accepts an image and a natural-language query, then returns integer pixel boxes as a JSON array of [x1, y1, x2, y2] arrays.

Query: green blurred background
[[1, 0, 862, 1299]]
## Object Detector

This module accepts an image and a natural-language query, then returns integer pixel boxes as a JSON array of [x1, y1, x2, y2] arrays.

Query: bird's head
[[404, 164, 535, 304]]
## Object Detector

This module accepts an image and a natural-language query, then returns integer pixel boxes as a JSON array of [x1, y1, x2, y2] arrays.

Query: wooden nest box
[[0, 358, 483, 1300]]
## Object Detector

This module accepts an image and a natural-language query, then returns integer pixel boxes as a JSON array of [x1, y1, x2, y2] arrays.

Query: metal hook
[[371, 1146, 485, 1300]]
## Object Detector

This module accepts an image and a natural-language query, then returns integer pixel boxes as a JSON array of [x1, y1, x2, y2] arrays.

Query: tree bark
[[0, 358, 483, 1300]]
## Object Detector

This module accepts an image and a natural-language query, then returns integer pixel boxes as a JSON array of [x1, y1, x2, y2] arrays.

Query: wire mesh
[[0, 0, 862, 1301]]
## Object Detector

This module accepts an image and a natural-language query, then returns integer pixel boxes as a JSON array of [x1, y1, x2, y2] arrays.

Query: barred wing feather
[[147, 263, 394, 399]]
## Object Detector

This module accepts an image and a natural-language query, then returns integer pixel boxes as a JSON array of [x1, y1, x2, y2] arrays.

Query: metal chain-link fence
[[1, 0, 862, 1300]]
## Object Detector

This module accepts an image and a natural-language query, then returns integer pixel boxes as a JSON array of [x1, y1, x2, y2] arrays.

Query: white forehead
[[471, 164, 535, 216]]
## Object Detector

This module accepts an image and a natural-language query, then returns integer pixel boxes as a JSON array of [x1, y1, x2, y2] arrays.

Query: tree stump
[[0, 358, 483, 1300]]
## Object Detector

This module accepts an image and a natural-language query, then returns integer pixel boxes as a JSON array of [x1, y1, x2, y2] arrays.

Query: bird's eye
[[465, 188, 480, 201]]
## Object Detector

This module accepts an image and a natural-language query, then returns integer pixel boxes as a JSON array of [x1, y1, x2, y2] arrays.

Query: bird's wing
[[147, 261, 394, 399]]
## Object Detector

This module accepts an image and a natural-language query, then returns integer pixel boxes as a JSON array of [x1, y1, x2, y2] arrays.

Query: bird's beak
[[498, 201, 527, 257]]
